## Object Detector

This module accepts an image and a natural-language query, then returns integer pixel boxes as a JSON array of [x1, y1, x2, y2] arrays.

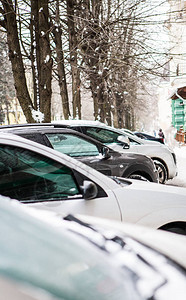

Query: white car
[[0, 132, 185, 234], [52, 120, 177, 184], [1, 196, 186, 300]]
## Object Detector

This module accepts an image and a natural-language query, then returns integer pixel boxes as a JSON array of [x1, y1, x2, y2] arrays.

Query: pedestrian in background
[[158, 128, 165, 141]]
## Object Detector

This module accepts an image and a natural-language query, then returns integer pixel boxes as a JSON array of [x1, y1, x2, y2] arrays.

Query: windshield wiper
[[63, 214, 167, 299]]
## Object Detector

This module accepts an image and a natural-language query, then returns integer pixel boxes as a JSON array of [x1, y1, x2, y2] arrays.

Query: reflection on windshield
[[64, 214, 185, 300]]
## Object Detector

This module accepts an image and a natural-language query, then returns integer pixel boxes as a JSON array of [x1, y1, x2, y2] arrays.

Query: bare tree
[[0, 0, 35, 122], [66, 0, 81, 119], [29, 0, 53, 122], [0, 31, 15, 124], [72, 0, 172, 128], [50, 0, 71, 119], [0, 0, 53, 122], [0, 0, 181, 127]]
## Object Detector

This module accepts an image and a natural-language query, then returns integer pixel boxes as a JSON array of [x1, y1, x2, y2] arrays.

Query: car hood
[[139, 139, 163, 145], [113, 176, 186, 196], [110, 177, 186, 227], [112, 151, 152, 162], [134, 139, 174, 152]]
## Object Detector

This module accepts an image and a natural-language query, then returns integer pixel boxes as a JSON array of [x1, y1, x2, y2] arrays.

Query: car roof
[[2, 126, 155, 161], [0, 123, 63, 129], [0, 126, 118, 152], [0, 121, 160, 146], [1, 126, 84, 136], [0, 120, 103, 129]]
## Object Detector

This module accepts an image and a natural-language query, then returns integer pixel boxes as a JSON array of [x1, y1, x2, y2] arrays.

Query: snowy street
[[166, 144, 186, 188]]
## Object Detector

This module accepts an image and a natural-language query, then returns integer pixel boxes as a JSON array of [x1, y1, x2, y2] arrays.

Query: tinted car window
[[0, 145, 81, 202], [135, 133, 145, 139], [46, 133, 99, 157], [84, 127, 120, 144], [83, 127, 141, 146]]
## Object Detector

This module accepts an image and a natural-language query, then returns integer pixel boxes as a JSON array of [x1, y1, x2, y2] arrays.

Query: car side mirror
[[82, 180, 98, 200], [101, 146, 111, 159], [117, 135, 130, 149]]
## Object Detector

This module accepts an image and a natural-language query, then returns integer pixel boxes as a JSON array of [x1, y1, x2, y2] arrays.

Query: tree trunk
[[52, 0, 70, 119], [111, 93, 119, 128], [66, 0, 81, 119], [30, 0, 39, 109], [2, 0, 35, 123], [37, 0, 52, 122]]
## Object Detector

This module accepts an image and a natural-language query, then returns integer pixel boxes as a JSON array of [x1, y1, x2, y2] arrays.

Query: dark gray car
[[1, 126, 158, 182]]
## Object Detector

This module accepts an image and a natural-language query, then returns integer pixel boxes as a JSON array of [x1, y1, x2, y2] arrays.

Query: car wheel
[[153, 160, 167, 184], [128, 174, 150, 182]]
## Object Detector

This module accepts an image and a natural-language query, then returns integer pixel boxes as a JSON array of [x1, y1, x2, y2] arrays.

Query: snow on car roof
[[52, 119, 105, 125]]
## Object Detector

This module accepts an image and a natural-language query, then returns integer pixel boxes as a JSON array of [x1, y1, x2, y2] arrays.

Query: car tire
[[153, 160, 167, 184]]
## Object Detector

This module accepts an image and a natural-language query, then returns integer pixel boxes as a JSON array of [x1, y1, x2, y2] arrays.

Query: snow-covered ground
[[166, 143, 186, 188]]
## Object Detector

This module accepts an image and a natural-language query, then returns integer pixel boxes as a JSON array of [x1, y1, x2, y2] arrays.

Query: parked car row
[[0, 126, 158, 183], [0, 121, 186, 299], [0, 120, 177, 184], [0, 132, 185, 234], [52, 120, 176, 184]]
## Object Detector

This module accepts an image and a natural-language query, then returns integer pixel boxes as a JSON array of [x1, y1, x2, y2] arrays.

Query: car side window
[[84, 127, 120, 144], [0, 145, 81, 202], [136, 133, 145, 139], [46, 133, 99, 157]]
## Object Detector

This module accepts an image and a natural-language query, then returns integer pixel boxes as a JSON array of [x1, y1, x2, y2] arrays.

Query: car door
[[0, 144, 121, 220], [45, 133, 113, 176]]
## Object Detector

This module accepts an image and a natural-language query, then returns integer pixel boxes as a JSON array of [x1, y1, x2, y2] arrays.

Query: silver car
[[53, 120, 177, 184], [0, 121, 177, 183]]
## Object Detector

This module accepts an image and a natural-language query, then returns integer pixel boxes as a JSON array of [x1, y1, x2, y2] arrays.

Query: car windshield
[[84, 127, 121, 144], [0, 145, 81, 202], [46, 133, 99, 157], [64, 214, 186, 300], [84, 127, 141, 146], [0, 198, 143, 300]]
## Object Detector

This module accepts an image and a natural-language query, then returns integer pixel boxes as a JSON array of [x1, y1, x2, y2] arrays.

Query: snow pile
[[166, 144, 186, 188]]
